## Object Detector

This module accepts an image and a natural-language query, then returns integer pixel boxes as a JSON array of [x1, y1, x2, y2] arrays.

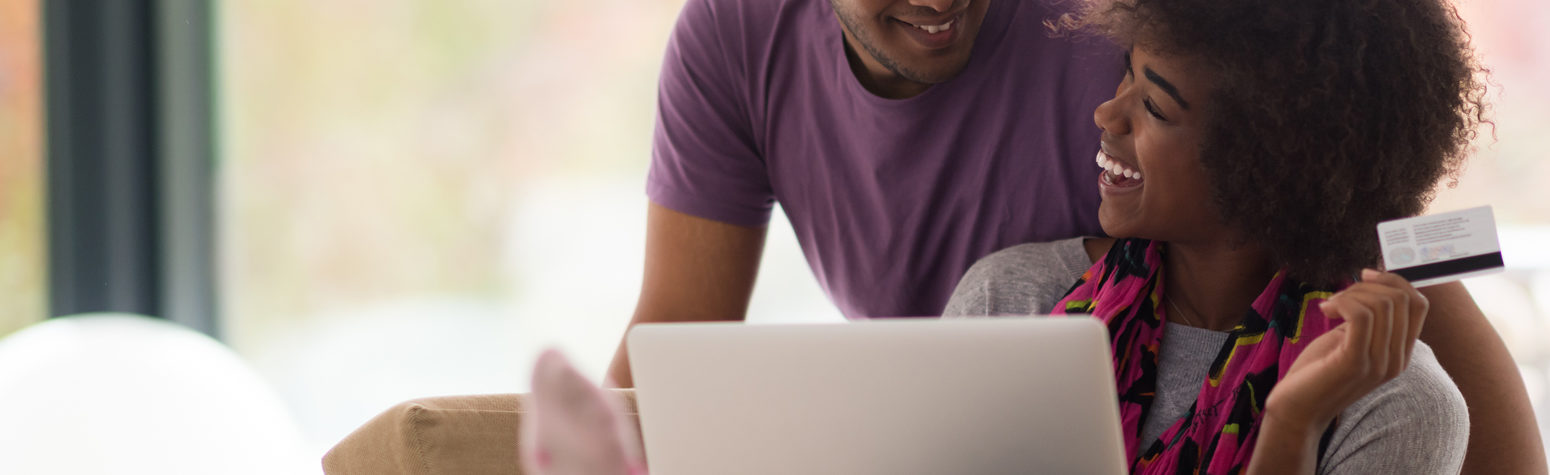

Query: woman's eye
[[1143, 98, 1168, 121]]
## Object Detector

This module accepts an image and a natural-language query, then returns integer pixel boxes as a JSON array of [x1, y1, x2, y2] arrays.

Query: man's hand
[[604, 203, 767, 387]]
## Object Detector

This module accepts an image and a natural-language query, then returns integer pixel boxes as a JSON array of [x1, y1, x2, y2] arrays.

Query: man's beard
[[829, 0, 955, 85]]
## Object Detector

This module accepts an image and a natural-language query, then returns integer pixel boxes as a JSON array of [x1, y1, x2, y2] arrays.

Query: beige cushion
[[322, 390, 639, 475]]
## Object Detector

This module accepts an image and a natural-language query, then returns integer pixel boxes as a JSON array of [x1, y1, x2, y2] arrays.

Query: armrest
[[322, 390, 639, 475]]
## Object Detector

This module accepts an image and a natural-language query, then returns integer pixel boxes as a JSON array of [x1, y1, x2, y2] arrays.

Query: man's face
[[830, 0, 990, 94]]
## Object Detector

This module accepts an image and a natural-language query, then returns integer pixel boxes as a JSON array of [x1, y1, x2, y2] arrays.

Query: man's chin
[[890, 59, 973, 85]]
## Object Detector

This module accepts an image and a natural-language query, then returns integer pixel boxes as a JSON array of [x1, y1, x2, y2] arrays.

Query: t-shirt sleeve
[[646, 0, 774, 227], [1317, 342, 1469, 474]]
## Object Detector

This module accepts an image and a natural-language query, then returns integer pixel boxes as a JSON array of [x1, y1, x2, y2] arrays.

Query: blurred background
[[0, 0, 1547, 472]]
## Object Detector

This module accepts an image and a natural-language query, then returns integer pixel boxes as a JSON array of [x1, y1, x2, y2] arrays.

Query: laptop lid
[[627, 317, 1126, 475]]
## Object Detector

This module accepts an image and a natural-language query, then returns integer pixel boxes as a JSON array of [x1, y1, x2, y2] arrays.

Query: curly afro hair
[[1055, 0, 1490, 285]]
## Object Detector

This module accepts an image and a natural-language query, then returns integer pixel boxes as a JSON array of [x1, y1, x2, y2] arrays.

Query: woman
[[944, 0, 1485, 472], [522, 0, 1496, 472]]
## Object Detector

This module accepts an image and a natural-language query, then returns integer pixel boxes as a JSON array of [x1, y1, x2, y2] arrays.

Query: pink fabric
[[1053, 239, 1348, 473]]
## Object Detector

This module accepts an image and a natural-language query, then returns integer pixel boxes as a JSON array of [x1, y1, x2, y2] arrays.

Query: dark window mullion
[[156, 0, 218, 337], [44, 0, 217, 338]]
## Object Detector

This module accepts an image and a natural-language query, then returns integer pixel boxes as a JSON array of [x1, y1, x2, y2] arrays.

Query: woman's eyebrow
[[1143, 67, 1191, 110]]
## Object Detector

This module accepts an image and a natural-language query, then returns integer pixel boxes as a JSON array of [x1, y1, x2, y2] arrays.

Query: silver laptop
[[627, 317, 1127, 475]]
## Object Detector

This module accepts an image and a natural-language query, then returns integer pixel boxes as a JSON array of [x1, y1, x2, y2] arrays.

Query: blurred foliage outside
[[0, 0, 44, 338], [218, 0, 721, 451], [219, 0, 681, 350], [1432, 0, 1550, 221]]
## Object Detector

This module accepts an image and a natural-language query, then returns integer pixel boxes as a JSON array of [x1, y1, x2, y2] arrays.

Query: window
[[218, 0, 838, 454], [0, 0, 45, 337]]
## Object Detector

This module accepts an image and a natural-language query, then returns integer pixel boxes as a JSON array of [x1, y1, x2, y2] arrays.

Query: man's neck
[[839, 30, 931, 99], [1163, 239, 1275, 331]]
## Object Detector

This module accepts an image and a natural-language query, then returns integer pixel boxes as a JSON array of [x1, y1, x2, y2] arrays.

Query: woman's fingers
[[1347, 286, 1393, 380], [1362, 270, 1425, 377], [1379, 284, 1410, 378], [1321, 289, 1375, 373], [1403, 281, 1428, 361], [1359, 271, 1409, 378], [1318, 270, 1426, 387]]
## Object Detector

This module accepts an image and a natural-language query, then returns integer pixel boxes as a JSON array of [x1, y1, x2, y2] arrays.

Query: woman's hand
[[1246, 270, 1428, 474], [1266, 269, 1429, 434]]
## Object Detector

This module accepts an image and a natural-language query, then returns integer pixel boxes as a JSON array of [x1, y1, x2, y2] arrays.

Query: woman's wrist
[[1262, 391, 1341, 439], [1262, 402, 1330, 440], [1247, 408, 1326, 475]]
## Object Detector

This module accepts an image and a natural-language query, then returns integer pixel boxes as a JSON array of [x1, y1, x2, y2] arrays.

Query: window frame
[[43, 0, 218, 337]]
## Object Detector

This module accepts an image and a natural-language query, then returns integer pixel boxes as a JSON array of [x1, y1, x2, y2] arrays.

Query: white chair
[[0, 313, 316, 474]]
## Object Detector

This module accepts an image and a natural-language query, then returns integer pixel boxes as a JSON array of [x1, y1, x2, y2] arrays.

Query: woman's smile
[[1096, 148, 1144, 193]]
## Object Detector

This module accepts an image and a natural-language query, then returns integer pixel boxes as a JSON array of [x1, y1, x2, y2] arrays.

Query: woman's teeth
[[1096, 151, 1143, 180], [910, 19, 954, 34]]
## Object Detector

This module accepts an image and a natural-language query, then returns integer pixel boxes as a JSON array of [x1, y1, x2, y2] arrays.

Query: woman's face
[[1092, 47, 1227, 243]]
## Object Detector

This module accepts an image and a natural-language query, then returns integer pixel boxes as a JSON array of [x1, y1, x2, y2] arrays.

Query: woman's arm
[[1418, 282, 1548, 474], [1245, 413, 1325, 475], [1249, 345, 1470, 474]]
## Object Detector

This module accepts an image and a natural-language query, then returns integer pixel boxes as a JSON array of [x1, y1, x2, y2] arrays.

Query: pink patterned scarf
[[1053, 239, 1348, 473]]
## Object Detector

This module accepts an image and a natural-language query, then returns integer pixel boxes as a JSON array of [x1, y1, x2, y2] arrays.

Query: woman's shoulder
[[1318, 342, 1468, 474], [1082, 237, 1115, 263], [942, 237, 1097, 317]]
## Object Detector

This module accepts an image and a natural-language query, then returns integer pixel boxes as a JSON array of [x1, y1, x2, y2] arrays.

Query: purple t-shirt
[[647, 0, 1121, 319]]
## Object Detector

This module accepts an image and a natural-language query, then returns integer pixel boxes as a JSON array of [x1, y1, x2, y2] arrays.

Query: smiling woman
[[1073, 3, 1485, 287], [944, 0, 1495, 472]]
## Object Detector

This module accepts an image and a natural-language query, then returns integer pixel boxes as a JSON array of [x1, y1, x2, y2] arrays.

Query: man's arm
[[1418, 282, 1548, 474], [604, 203, 767, 388]]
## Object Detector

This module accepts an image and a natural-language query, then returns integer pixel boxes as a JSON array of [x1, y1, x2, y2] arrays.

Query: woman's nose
[[1093, 94, 1130, 135]]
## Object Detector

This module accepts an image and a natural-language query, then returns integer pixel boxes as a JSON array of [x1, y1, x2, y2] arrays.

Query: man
[[604, 0, 1544, 472]]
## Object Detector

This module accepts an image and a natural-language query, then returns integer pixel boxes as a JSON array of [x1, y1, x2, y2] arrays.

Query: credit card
[[1377, 205, 1504, 287]]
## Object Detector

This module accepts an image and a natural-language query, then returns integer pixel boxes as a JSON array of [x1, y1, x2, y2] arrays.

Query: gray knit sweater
[[943, 238, 1468, 474]]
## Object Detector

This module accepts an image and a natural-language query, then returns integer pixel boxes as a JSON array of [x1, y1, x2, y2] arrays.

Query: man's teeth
[[912, 19, 954, 34], [1096, 151, 1143, 180]]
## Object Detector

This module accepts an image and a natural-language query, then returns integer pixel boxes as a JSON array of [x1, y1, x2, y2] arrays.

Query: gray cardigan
[[944, 238, 1468, 474]]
